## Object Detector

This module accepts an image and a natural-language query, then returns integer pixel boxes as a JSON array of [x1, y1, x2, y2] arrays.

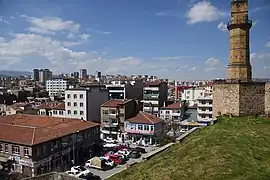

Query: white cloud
[[187, 1, 226, 24], [21, 15, 80, 35], [205, 57, 220, 66], [87, 28, 111, 35], [217, 22, 227, 31], [266, 41, 270, 48], [0, 16, 10, 24], [188, 66, 196, 71]]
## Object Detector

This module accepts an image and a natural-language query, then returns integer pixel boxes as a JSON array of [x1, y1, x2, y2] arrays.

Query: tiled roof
[[144, 80, 163, 86], [37, 102, 61, 110], [102, 99, 132, 108], [127, 111, 163, 125], [52, 103, 65, 110], [0, 114, 99, 146], [162, 101, 181, 109]]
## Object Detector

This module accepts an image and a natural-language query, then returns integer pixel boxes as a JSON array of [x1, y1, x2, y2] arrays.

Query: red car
[[115, 145, 132, 151], [104, 154, 124, 164]]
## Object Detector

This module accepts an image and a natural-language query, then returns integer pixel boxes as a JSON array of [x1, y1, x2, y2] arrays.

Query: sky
[[0, 0, 269, 80]]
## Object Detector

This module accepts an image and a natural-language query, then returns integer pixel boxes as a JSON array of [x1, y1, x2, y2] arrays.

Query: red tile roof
[[162, 102, 181, 109], [52, 103, 65, 110], [102, 99, 132, 108], [37, 102, 61, 110], [0, 114, 99, 146], [127, 111, 163, 125]]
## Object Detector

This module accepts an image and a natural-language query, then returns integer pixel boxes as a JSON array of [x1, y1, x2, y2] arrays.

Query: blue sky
[[0, 0, 269, 80]]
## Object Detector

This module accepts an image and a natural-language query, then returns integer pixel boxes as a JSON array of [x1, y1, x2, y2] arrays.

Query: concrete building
[[159, 101, 182, 123], [0, 114, 100, 177], [180, 87, 206, 107], [197, 85, 213, 122], [124, 111, 164, 145], [46, 78, 72, 97], [213, 0, 270, 117], [37, 102, 61, 116], [65, 87, 109, 122], [106, 79, 143, 100], [142, 81, 168, 115], [100, 99, 138, 141], [39, 69, 52, 83], [79, 69, 87, 79], [33, 69, 39, 81]]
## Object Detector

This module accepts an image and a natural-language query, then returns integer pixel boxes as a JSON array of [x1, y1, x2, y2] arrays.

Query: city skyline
[[0, 0, 269, 80]]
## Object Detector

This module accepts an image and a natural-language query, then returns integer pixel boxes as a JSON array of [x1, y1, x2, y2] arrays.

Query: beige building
[[100, 99, 138, 141], [213, 0, 270, 117], [0, 114, 100, 177]]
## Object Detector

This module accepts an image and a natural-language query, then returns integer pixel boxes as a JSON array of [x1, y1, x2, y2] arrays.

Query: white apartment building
[[65, 86, 109, 122], [39, 69, 52, 83], [197, 85, 213, 122], [181, 87, 205, 106], [159, 101, 182, 123], [46, 78, 70, 97], [106, 80, 143, 100]]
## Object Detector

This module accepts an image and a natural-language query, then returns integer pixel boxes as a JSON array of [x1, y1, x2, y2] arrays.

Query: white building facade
[[181, 87, 205, 106], [46, 78, 69, 97], [197, 85, 213, 122], [65, 87, 109, 122]]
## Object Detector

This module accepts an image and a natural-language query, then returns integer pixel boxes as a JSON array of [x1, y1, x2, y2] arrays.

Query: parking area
[[87, 144, 158, 179]]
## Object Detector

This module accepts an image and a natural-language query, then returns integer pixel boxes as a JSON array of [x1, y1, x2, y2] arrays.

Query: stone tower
[[227, 0, 252, 81], [212, 0, 269, 117]]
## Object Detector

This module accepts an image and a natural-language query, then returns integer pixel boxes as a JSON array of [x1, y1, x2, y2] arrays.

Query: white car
[[118, 149, 131, 157], [70, 166, 90, 176], [103, 143, 117, 148], [100, 157, 115, 167], [180, 128, 188, 133], [65, 170, 80, 177]]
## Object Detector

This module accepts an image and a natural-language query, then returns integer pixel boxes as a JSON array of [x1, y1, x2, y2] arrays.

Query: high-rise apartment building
[[33, 69, 39, 81], [79, 69, 87, 79], [39, 69, 52, 83]]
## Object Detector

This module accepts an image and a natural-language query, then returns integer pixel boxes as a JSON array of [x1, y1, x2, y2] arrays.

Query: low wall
[[176, 127, 200, 143], [23, 172, 80, 180]]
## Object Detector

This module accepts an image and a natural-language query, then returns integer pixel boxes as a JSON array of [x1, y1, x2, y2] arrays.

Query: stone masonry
[[213, 82, 266, 118], [265, 83, 270, 115]]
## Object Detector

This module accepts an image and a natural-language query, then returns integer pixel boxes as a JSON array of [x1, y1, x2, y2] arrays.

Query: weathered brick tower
[[227, 0, 252, 81], [213, 0, 270, 117]]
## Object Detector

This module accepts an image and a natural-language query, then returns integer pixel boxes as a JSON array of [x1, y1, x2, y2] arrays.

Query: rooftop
[[127, 111, 163, 124], [37, 101, 61, 110], [102, 99, 133, 108], [0, 114, 99, 146], [52, 103, 65, 110], [161, 101, 181, 109]]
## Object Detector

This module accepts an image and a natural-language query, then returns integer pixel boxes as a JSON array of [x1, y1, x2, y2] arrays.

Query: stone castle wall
[[213, 82, 267, 118], [265, 83, 270, 115], [239, 82, 265, 116], [213, 83, 240, 117]]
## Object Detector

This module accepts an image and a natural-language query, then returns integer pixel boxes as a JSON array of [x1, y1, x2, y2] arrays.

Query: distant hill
[[0, 70, 32, 77], [109, 116, 270, 180]]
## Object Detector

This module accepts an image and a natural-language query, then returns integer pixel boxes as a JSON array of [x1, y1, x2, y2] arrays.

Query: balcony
[[227, 19, 252, 30], [197, 103, 212, 107], [143, 94, 159, 100], [125, 129, 154, 135], [171, 112, 181, 117], [102, 122, 119, 127], [197, 110, 212, 114]]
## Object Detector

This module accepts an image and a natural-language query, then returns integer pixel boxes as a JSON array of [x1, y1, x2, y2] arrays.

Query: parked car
[[103, 143, 117, 148], [70, 166, 90, 176], [65, 170, 80, 177], [134, 147, 147, 154], [78, 173, 101, 180], [100, 156, 116, 167], [115, 145, 132, 150], [130, 150, 141, 159], [180, 128, 188, 133], [105, 154, 125, 165], [85, 157, 112, 171]]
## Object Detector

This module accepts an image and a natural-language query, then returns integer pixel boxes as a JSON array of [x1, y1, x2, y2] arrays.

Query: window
[[74, 110, 77, 115], [59, 111, 63, 115], [67, 94, 71, 99], [165, 111, 170, 114], [73, 102, 77, 107], [186, 96, 190, 99], [150, 126, 154, 131], [12, 146, 20, 155], [144, 125, 149, 131], [68, 110, 71, 114], [73, 94, 77, 99], [79, 94, 83, 99], [53, 110, 57, 115], [0, 144, 3, 152], [67, 102, 71, 106], [80, 103, 83, 107], [138, 125, 143, 130], [103, 110, 108, 115], [24, 148, 29, 156], [5, 144, 8, 153], [80, 111, 84, 115]]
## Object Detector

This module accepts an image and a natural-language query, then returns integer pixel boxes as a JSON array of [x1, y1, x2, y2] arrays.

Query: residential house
[[100, 99, 138, 141], [159, 101, 182, 123], [0, 114, 100, 177], [37, 102, 61, 116], [51, 103, 66, 118], [5, 103, 37, 115], [197, 85, 213, 123], [125, 111, 164, 145]]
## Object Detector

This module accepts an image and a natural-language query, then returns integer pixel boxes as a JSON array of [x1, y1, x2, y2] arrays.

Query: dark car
[[134, 147, 147, 154], [130, 150, 141, 159], [78, 174, 101, 180]]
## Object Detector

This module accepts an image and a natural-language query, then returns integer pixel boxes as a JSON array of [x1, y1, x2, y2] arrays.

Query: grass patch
[[109, 116, 270, 180]]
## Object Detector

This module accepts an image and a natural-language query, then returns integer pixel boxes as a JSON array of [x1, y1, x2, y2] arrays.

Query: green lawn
[[109, 116, 270, 180]]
